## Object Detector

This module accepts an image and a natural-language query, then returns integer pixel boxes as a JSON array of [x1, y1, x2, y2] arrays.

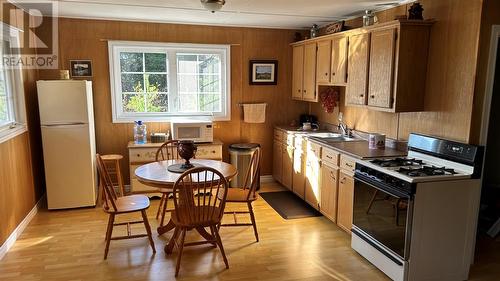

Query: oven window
[[353, 179, 410, 258], [178, 127, 201, 138]]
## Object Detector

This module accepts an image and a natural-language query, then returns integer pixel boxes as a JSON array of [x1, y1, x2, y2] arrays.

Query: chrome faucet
[[338, 112, 351, 137]]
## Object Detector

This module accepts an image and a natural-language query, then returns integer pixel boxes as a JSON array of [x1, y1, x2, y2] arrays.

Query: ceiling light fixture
[[201, 0, 226, 13]]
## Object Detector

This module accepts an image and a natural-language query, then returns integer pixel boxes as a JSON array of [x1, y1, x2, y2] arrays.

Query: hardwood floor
[[0, 183, 497, 280]]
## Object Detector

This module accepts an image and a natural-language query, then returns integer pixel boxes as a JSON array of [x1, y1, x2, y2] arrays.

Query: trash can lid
[[229, 143, 261, 151]]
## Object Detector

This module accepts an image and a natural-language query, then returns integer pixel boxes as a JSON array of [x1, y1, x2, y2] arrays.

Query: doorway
[[479, 26, 500, 236]]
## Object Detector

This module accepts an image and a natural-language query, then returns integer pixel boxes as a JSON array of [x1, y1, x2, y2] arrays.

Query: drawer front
[[129, 148, 158, 163], [196, 145, 222, 160], [340, 154, 356, 173], [307, 141, 322, 158], [294, 136, 306, 150], [274, 129, 283, 142], [322, 147, 340, 166]]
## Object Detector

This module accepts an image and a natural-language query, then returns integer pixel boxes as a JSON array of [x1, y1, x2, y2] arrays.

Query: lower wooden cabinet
[[320, 163, 339, 222], [292, 151, 305, 199], [282, 144, 294, 190], [273, 141, 283, 183], [304, 155, 321, 210], [337, 171, 354, 233]]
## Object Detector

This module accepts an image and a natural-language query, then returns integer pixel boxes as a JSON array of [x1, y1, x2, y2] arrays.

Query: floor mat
[[259, 191, 322, 219]]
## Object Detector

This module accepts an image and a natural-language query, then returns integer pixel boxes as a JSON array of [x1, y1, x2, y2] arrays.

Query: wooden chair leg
[[160, 194, 169, 226], [248, 202, 259, 242], [104, 214, 115, 259], [212, 225, 229, 269], [156, 193, 165, 219], [165, 226, 180, 255], [175, 229, 187, 277], [141, 210, 156, 254]]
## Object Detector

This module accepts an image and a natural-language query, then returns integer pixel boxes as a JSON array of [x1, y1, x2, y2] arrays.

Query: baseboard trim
[[0, 195, 45, 260], [260, 175, 275, 184]]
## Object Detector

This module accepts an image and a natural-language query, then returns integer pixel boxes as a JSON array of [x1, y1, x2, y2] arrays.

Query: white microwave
[[171, 120, 214, 143]]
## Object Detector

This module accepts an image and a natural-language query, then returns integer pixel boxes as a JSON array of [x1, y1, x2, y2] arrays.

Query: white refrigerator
[[37, 80, 97, 209]]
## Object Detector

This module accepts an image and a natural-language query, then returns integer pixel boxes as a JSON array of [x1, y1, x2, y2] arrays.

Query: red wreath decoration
[[320, 88, 339, 113]]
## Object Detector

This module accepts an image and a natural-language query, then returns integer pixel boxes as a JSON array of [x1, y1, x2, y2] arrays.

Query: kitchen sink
[[308, 132, 343, 138]]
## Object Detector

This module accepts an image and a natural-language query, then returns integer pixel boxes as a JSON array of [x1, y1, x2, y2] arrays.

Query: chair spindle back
[[96, 154, 119, 212], [156, 140, 180, 161], [172, 167, 229, 225], [242, 148, 261, 200]]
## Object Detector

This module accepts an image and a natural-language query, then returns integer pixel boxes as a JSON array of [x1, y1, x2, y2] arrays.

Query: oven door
[[175, 125, 202, 141], [353, 174, 413, 260]]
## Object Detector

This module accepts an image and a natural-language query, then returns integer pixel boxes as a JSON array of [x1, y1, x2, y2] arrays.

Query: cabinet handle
[[304, 90, 307, 93], [340, 177, 346, 184], [332, 72, 336, 76], [325, 72, 328, 76], [211, 150, 216, 153], [326, 155, 333, 159], [298, 89, 301, 92], [359, 94, 364, 97], [345, 163, 353, 168], [370, 95, 375, 98]]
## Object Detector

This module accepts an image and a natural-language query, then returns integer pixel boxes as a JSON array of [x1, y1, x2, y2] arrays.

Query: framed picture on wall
[[70, 60, 93, 77], [249, 60, 278, 85]]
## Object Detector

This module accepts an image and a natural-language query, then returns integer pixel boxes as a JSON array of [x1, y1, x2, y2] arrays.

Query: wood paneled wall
[[311, 0, 484, 143], [0, 1, 44, 245], [56, 18, 308, 182]]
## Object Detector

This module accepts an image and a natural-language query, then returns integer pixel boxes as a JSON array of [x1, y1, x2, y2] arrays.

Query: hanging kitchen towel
[[243, 103, 267, 123]]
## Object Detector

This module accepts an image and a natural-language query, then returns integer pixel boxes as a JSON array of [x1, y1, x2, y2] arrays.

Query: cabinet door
[[368, 28, 397, 108], [320, 164, 339, 222], [292, 151, 305, 199], [337, 171, 354, 233], [305, 155, 321, 209], [316, 40, 331, 84], [302, 42, 317, 101], [282, 145, 293, 190], [292, 45, 304, 99], [273, 141, 283, 183], [346, 33, 370, 105], [331, 36, 348, 85]]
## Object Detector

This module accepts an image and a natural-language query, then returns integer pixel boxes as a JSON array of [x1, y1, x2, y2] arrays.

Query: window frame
[[108, 41, 231, 123], [0, 22, 27, 144]]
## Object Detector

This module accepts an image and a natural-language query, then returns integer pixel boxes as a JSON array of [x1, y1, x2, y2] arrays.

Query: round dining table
[[135, 158, 237, 252]]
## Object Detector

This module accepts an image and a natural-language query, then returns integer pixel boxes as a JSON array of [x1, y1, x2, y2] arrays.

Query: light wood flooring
[[0, 183, 498, 281]]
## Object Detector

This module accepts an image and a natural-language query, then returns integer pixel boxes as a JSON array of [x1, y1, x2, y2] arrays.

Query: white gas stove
[[351, 133, 483, 281]]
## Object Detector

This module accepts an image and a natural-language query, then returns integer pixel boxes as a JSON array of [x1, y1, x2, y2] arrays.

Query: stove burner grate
[[397, 165, 457, 177], [371, 157, 424, 168]]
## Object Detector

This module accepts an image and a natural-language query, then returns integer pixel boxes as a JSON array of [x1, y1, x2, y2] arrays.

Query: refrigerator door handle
[[41, 122, 87, 128]]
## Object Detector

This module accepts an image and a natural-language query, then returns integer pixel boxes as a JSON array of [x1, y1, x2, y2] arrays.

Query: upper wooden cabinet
[[316, 40, 332, 84], [346, 32, 370, 106], [345, 20, 434, 112], [292, 19, 434, 111], [292, 43, 317, 102], [316, 36, 348, 86], [302, 43, 318, 101], [368, 28, 397, 108], [292, 45, 304, 100], [331, 36, 348, 85]]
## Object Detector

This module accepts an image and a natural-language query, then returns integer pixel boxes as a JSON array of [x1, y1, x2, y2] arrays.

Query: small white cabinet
[[127, 140, 223, 193]]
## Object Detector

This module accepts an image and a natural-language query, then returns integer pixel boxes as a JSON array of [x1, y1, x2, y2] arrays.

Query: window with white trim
[[0, 23, 26, 144], [108, 41, 230, 122]]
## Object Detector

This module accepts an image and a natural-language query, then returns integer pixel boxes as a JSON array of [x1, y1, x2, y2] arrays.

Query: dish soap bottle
[[134, 121, 147, 144]]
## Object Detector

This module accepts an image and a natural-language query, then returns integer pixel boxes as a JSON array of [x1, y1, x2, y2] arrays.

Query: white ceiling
[[13, 0, 410, 29]]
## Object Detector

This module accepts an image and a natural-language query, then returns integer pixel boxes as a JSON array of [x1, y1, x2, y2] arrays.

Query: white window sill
[[0, 124, 28, 144]]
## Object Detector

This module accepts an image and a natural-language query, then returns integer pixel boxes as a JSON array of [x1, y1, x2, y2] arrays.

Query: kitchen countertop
[[276, 126, 407, 159]]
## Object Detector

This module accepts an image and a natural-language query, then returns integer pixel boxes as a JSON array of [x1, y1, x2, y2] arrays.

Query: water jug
[[134, 121, 147, 144]]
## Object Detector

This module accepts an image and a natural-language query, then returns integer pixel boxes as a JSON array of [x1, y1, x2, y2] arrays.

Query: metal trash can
[[229, 143, 260, 189]]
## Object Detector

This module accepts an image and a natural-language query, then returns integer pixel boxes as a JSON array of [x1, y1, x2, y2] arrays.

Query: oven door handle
[[354, 174, 411, 199]]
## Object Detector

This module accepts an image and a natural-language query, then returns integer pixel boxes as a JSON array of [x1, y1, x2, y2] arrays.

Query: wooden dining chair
[[155, 140, 180, 226], [96, 154, 156, 259], [167, 167, 230, 277], [218, 148, 261, 242]]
